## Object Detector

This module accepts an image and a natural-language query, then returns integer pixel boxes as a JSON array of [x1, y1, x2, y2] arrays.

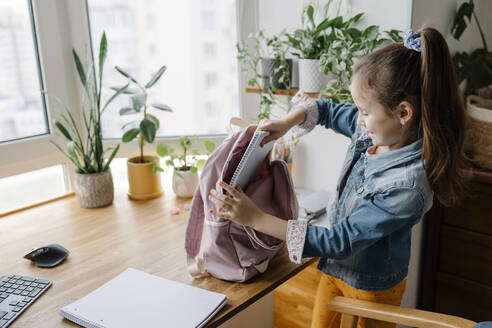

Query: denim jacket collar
[[359, 134, 423, 177]]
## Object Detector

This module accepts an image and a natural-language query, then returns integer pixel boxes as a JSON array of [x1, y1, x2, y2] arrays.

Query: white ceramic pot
[[172, 169, 199, 198], [298, 58, 331, 93]]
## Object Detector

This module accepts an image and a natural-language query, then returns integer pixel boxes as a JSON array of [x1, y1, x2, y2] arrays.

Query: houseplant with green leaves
[[236, 31, 276, 120], [451, 0, 492, 170], [49, 32, 127, 208], [319, 15, 403, 103], [236, 30, 294, 120], [451, 0, 491, 96], [287, 3, 336, 92], [156, 136, 215, 198], [114, 64, 174, 200]]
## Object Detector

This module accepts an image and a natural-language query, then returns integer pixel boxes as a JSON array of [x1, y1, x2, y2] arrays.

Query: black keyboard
[[0, 274, 52, 327]]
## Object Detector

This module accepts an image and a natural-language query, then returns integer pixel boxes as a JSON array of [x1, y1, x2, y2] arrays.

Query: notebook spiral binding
[[60, 309, 105, 328]]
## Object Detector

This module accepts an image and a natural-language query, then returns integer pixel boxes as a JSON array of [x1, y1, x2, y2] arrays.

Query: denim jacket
[[286, 92, 433, 291]]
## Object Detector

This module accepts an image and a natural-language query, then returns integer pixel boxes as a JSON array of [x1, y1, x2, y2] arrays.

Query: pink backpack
[[185, 120, 299, 282]]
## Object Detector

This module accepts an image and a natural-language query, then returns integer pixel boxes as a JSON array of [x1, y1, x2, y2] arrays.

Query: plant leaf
[[103, 144, 119, 171], [156, 143, 173, 157], [115, 66, 138, 84], [98, 32, 107, 92], [132, 93, 147, 111], [102, 82, 129, 113], [190, 166, 198, 173], [451, 1, 474, 40], [140, 118, 156, 143], [72, 49, 86, 87], [121, 120, 138, 130], [204, 139, 215, 153], [146, 113, 160, 129], [151, 103, 173, 112], [54, 120, 73, 141], [306, 5, 314, 27], [122, 128, 140, 142], [119, 107, 136, 115], [145, 65, 167, 89], [110, 86, 138, 94]]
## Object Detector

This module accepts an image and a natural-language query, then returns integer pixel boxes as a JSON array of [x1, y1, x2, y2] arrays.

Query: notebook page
[[230, 130, 276, 189], [60, 268, 228, 328]]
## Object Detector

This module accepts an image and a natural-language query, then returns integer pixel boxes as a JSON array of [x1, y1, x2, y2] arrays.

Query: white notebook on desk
[[60, 268, 228, 328], [229, 129, 276, 189]]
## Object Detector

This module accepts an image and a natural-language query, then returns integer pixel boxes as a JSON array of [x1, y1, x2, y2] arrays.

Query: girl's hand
[[208, 181, 263, 228], [257, 119, 290, 147]]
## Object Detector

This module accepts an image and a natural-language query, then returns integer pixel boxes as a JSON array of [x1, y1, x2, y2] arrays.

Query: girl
[[208, 27, 469, 327]]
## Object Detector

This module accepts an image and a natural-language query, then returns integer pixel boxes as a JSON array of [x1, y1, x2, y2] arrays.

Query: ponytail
[[352, 27, 470, 207], [419, 27, 470, 206]]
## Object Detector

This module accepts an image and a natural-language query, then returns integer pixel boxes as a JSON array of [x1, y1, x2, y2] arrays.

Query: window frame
[[0, 0, 251, 193]]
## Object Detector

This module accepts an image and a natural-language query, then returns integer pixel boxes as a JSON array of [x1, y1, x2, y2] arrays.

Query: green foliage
[[236, 30, 296, 120], [155, 136, 216, 177], [49, 32, 124, 174], [115, 64, 174, 163], [287, 2, 340, 60], [319, 13, 403, 104], [451, 0, 492, 94]]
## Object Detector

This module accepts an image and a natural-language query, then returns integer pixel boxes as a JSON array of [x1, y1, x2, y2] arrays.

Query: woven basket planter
[[465, 95, 492, 170]]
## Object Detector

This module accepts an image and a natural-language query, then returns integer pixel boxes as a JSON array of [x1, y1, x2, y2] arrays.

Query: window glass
[[0, 0, 48, 143], [87, 0, 239, 138]]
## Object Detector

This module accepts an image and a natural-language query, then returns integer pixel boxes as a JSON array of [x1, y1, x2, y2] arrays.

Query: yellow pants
[[311, 273, 407, 328]]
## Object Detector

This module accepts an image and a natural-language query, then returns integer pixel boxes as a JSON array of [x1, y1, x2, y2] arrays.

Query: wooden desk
[[0, 186, 314, 327]]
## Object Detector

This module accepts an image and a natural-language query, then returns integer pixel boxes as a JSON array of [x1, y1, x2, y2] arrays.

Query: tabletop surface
[[0, 183, 313, 327]]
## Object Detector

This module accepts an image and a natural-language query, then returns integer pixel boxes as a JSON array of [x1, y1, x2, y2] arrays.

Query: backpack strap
[[185, 186, 208, 278]]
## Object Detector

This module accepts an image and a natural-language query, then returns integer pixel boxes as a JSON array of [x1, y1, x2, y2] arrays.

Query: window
[[205, 101, 218, 117], [201, 11, 216, 30], [0, 165, 66, 214], [87, 0, 239, 138], [0, 0, 48, 143], [204, 72, 218, 89], [203, 42, 217, 59]]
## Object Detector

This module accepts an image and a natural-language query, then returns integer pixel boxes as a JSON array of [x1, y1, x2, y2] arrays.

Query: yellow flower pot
[[127, 156, 163, 200]]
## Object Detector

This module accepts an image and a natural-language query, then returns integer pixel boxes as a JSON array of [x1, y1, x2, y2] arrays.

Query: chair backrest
[[328, 296, 477, 328]]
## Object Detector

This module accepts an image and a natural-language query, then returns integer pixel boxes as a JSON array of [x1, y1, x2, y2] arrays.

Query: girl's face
[[350, 76, 404, 150]]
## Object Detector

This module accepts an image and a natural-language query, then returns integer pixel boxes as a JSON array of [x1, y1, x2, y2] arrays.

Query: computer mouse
[[23, 244, 70, 268]]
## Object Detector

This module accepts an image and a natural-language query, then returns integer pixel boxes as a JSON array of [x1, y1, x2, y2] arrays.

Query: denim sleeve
[[301, 187, 425, 260], [289, 90, 358, 139], [316, 98, 359, 138]]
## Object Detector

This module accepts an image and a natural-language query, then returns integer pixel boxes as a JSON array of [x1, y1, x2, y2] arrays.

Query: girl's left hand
[[208, 181, 263, 228]]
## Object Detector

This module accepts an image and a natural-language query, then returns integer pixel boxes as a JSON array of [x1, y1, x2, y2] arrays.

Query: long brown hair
[[352, 27, 470, 206]]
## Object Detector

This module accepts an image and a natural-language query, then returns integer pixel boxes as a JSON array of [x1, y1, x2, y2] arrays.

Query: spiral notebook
[[60, 268, 228, 328], [229, 129, 276, 189]]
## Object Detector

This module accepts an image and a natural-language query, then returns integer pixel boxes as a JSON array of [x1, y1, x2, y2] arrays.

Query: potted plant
[[319, 14, 402, 103], [237, 31, 295, 120], [287, 4, 335, 93], [114, 64, 173, 200], [451, 0, 492, 96], [236, 33, 277, 120], [156, 136, 215, 198], [451, 0, 492, 170], [260, 32, 293, 92], [48, 32, 127, 208]]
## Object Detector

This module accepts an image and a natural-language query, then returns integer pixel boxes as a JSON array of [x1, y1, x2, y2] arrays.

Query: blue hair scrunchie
[[404, 29, 422, 53]]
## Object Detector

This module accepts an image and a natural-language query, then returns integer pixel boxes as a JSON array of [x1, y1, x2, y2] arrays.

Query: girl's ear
[[396, 101, 414, 126]]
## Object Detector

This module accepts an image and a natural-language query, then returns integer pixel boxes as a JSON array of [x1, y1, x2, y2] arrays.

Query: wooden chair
[[328, 296, 477, 328]]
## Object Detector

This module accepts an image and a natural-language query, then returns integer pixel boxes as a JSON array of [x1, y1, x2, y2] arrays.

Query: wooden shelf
[[245, 87, 329, 98]]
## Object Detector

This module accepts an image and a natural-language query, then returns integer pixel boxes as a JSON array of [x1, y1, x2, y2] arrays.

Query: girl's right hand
[[257, 119, 290, 146]]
